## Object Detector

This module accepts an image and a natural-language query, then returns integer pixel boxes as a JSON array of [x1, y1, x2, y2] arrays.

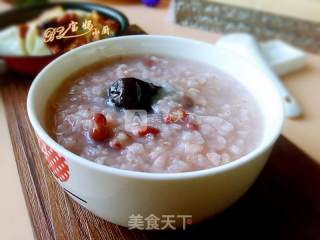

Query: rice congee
[[47, 55, 263, 173]]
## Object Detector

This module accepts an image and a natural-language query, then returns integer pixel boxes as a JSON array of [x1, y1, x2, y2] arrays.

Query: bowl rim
[[0, 2, 129, 59], [27, 35, 284, 181]]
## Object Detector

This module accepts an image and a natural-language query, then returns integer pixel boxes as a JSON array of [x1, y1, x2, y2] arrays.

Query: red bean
[[89, 113, 109, 142], [135, 126, 160, 137], [109, 140, 123, 150], [109, 131, 131, 150], [186, 121, 199, 131]]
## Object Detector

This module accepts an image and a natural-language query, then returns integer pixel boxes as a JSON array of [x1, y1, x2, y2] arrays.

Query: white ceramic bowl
[[27, 35, 284, 227]]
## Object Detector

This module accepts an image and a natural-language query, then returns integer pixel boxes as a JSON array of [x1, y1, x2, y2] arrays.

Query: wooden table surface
[[0, 1, 320, 239]]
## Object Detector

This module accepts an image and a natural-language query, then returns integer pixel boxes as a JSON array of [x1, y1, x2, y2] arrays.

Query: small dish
[[0, 2, 129, 75]]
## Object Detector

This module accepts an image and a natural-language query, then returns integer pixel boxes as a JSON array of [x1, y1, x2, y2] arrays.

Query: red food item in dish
[[109, 140, 123, 150], [133, 126, 160, 137], [186, 121, 199, 131], [18, 23, 28, 39], [89, 113, 109, 141], [109, 131, 132, 150]]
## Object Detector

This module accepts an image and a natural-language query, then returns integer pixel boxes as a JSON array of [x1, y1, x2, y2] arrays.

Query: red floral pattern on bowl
[[37, 137, 70, 182]]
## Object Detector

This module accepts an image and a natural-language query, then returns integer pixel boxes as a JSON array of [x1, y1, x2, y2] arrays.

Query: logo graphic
[[128, 214, 192, 230], [43, 19, 112, 43], [124, 110, 148, 131]]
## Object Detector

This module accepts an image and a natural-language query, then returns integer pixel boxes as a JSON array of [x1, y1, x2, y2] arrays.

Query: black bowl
[[0, 2, 129, 75]]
